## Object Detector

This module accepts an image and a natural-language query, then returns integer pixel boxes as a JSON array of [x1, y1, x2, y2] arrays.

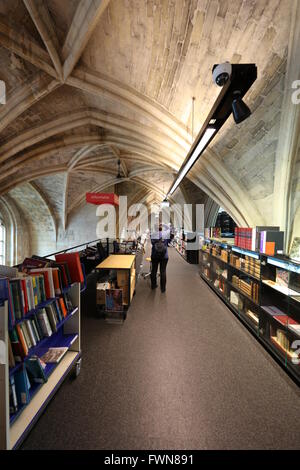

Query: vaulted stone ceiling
[[0, 0, 299, 257]]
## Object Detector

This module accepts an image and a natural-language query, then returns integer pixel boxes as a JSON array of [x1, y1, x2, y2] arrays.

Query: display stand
[[199, 239, 300, 384], [0, 283, 81, 449], [96, 255, 136, 322]]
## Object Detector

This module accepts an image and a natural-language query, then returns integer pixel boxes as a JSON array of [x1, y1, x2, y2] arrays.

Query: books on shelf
[[9, 375, 18, 414], [231, 275, 259, 303], [55, 252, 84, 283], [204, 227, 221, 239], [245, 309, 259, 325], [25, 356, 47, 384], [290, 237, 300, 262], [260, 231, 284, 255], [0, 260, 73, 329], [276, 269, 289, 288], [8, 296, 69, 365], [233, 226, 283, 255], [14, 366, 31, 405]]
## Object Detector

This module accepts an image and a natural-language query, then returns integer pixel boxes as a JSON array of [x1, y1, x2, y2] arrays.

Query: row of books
[[234, 226, 284, 255], [10, 358, 47, 413], [0, 252, 83, 328], [230, 253, 261, 278], [204, 227, 221, 239], [8, 294, 72, 365], [263, 305, 300, 335], [211, 246, 228, 262], [10, 347, 69, 414], [231, 275, 259, 303]]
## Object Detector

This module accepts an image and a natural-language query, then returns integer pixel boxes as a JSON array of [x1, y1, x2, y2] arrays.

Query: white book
[[37, 309, 52, 337], [25, 320, 36, 346], [20, 322, 32, 349], [45, 305, 57, 332], [289, 324, 300, 335], [25, 277, 35, 311], [30, 319, 40, 343]]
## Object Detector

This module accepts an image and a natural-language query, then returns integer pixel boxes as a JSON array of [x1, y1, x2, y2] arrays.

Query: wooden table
[[96, 255, 136, 320]]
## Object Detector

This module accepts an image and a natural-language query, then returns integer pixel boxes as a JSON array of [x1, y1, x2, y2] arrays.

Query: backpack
[[154, 238, 166, 259]]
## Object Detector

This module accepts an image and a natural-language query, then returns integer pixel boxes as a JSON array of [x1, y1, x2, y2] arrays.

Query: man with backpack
[[150, 223, 170, 292]]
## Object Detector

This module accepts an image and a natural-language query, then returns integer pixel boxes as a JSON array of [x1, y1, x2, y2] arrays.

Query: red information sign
[[86, 193, 119, 206]]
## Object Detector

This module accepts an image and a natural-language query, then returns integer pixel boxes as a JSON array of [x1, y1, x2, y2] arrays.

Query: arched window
[[0, 219, 5, 265]]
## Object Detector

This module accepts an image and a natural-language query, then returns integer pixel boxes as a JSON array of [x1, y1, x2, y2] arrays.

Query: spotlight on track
[[232, 90, 251, 124]]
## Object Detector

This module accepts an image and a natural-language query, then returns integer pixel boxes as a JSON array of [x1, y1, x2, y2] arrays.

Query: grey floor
[[21, 247, 300, 450]]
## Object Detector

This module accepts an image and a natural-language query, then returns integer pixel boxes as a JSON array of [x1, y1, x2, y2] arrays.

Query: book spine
[[16, 325, 29, 356], [20, 322, 32, 349], [20, 280, 28, 314], [43, 311, 53, 336], [30, 318, 40, 344], [32, 316, 43, 341], [26, 320, 36, 346], [25, 278, 33, 311]]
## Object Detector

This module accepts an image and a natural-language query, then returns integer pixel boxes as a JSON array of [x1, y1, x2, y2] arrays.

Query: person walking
[[150, 223, 170, 292]]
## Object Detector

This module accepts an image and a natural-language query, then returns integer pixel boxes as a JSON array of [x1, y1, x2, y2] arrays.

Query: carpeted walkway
[[20, 247, 300, 450]]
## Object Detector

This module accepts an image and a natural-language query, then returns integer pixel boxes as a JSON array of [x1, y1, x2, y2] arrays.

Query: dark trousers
[[151, 258, 168, 290]]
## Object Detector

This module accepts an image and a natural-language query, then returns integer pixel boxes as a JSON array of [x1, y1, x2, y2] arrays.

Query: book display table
[[96, 255, 136, 322]]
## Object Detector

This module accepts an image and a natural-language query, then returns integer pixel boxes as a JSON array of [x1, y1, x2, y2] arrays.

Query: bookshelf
[[173, 230, 199, 264], [0, 282, 81, 449], [199, 239, 300, 384]]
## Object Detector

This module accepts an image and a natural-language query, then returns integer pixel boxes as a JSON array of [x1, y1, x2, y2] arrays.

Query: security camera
[[212, 62, 232, 87]]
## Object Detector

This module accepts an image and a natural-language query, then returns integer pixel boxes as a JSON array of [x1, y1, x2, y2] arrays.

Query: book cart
[[0, 282, 81, 449], [199, 239, 300, 384], [96, 254, 136, 323]]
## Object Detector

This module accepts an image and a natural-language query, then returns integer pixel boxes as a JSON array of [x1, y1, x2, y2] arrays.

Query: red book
[[55, 253, 84, 283], [59, 298, 67, 318], [16, 324, 29, 357], [273, 315, 299, 326], [20, 279, 29, 314]]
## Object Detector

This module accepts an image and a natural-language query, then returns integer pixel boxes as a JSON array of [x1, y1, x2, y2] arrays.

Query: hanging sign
[[86, 193, 119, 206]]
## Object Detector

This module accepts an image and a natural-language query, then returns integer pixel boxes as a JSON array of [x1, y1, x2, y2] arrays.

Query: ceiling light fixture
[[168, 127, 216, 196], [165, 63, 257, 199]]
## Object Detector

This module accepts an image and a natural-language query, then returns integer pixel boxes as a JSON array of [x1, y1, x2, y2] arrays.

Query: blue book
[[14, 367, 30, 405], [25, 356, 47, 384], [54, 299, 63, 322], [0, 277, 15, 327]]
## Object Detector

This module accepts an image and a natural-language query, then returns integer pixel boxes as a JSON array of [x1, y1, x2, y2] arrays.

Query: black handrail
[[45, 238, 109, 258]]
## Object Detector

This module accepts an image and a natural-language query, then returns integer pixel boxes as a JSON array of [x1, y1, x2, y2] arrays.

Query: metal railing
[[45, 238, 110, 258]]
